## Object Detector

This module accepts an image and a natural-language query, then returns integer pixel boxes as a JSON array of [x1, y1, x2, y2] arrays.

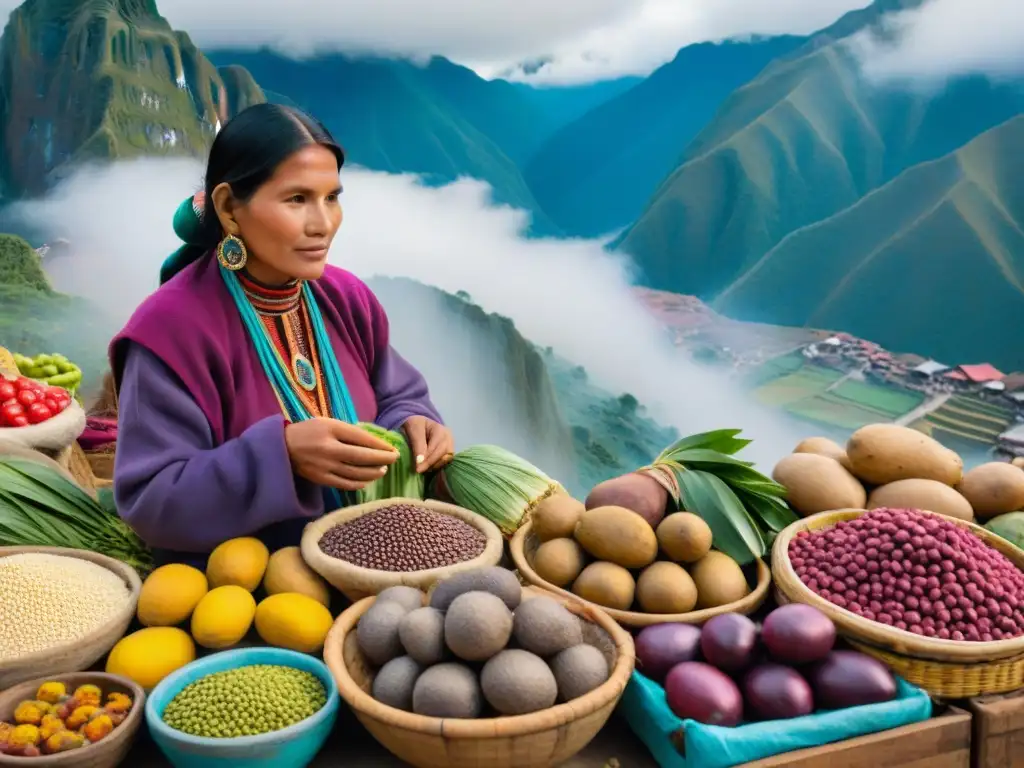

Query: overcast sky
[[0, 0, 1019, 83]]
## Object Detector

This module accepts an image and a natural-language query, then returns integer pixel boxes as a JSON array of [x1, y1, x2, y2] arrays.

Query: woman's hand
[[402, 416, 455, 473], [285, 418, 398, 490]]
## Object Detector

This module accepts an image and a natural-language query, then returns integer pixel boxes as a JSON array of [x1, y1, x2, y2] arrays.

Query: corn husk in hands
[[435, 445, 563, 537], [0, 456, 153, 574], [355, 423, 425, 503], [649, 429, 796, 565]]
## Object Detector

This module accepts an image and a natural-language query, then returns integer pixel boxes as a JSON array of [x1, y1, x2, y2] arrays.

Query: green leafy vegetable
[[0, 457, 152, 574]]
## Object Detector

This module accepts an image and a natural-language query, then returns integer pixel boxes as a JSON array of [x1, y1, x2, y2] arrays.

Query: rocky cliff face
[[0, 0, 265, 197]]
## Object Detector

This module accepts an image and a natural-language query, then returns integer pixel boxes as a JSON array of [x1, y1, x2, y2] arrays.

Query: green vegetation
[[714, 116, 1024, 371], [749, 357, 925, 432], [0, 234, 49, 291]]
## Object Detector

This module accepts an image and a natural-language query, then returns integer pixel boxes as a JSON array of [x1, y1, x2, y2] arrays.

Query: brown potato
[[847, 424, 962, 486], [793, 436, 853, 471], [867, 478, 974, 522], [772, 453, 867, 517], [958, 462, 1024, 520]]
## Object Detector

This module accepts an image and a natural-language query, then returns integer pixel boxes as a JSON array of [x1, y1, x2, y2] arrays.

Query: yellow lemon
[[190, 585, 257, 649], [254, 593, 333, 654], [206, 537, 269, 591], [105, 627, 195, 690], [137, 563, 208, 627]]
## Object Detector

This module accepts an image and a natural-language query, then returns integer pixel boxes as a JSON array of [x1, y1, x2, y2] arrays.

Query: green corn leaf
[[673, 468, 765, 565], [355, 424, 425, 503], [665, 448, 756, 470]]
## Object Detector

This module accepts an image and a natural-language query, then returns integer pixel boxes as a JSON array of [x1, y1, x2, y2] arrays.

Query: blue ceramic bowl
[[145, 647, 339, 768]]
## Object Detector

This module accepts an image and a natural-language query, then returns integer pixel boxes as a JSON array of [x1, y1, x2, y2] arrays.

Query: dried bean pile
[[790, 507, 1024, 641], [319, 503, 487, 571]]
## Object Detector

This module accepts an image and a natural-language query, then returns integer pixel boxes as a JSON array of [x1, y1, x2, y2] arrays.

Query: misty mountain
[[0, 0, 263, 198], [714, 115, 1024, 371], [614, 0, 1024, 301], [204, 50, 630, 236], [524, 36, 805, 238]]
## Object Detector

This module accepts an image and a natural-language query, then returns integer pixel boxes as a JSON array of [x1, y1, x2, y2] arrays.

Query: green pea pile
[[162, 664, 328, 739]]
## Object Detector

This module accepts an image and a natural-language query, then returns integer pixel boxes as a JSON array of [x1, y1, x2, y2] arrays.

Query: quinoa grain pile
[[0, 552, 131, 660]]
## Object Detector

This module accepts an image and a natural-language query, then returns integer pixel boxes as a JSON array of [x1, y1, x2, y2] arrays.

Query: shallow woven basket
[[772, 508, 1024, 698], [301, 498, 504, 601], [0, 546, 142, 690], [0, 671, 145, 767], [510, 520, 771, 628], [324, 586, 635, 768]]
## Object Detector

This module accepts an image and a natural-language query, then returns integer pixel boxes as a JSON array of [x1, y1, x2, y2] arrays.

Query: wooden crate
[[969, 690, 1024, 768], [742, 705, 971, 768]]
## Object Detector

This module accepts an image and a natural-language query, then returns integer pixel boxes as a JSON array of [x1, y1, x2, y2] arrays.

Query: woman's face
[[230, 144, 343, 284]]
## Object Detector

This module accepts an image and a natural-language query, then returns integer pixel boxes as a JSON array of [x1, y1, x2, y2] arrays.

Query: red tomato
[[16, 389, 38, 407], [0, 381, 15, 400], [43, 397, 58, 412], [1, 402, 25, 425], [7, 414, 29, 428], [15, 376, 41, 391], [26, 402, 52, 424]]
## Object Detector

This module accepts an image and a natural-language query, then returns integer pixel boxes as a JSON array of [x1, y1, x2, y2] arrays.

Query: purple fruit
[[700, 613, 758, 672], [635, 624, 702, 682], [810, 651, 897, 709], [743, 663, 814, 720], [761, 604, 836, 665], [664, 662, 743, 727]]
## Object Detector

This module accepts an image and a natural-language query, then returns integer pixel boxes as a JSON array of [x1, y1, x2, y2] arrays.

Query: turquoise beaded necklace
[[219, 264, 356, 509]]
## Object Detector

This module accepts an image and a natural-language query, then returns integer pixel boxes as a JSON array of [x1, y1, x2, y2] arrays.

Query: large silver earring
[[217, 234, 247, 271]]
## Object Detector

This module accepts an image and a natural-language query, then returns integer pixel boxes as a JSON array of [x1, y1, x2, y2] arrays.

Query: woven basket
[[0, 672, 145, 767], [510, 520, 771, 628], [300, 498, 504, 602], [323, 586, 635, 768], [772, 508, 1024, 698], [0, 546, 142, 690]]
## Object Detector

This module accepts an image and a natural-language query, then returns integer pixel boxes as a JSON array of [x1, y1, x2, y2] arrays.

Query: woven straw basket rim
[[0, 671, 146, 767], [510, 520, 771, 627], [300, 498, 504, 594], [323, 586, 635, 740], [0, 546, 142, 676], [772, 508, 1024, 664]]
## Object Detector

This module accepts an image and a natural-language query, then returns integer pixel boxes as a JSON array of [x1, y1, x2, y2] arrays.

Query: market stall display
[[511, 507, 771, 628], [323, 569, 634, 768], [0, 672, 144, 765], [0, 547, 141, 691], [144, 647, 339, 768], [300, 499, 503, 601], [621, 604, 933, 768], [773, 508, 1024, 697]]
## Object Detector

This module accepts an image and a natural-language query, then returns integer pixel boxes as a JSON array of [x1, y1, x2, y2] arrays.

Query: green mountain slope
[[525, 36, 805, 237], [615, 0, 1024, 299], [0, 0, 264, 198], [714, 115, 1024, 371], [206, 50, 558, 234]]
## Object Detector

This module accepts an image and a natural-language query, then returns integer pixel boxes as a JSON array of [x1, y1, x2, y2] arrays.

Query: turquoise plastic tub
[[145, 647, 340, 768]]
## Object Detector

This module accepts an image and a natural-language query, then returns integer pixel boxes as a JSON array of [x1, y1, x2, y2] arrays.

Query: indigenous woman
[[111, 104, 453, 564]]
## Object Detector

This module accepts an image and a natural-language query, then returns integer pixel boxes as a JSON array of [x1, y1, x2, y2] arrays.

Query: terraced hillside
[[914, 396, 1015, 447], [750, 353, 925, 431]]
